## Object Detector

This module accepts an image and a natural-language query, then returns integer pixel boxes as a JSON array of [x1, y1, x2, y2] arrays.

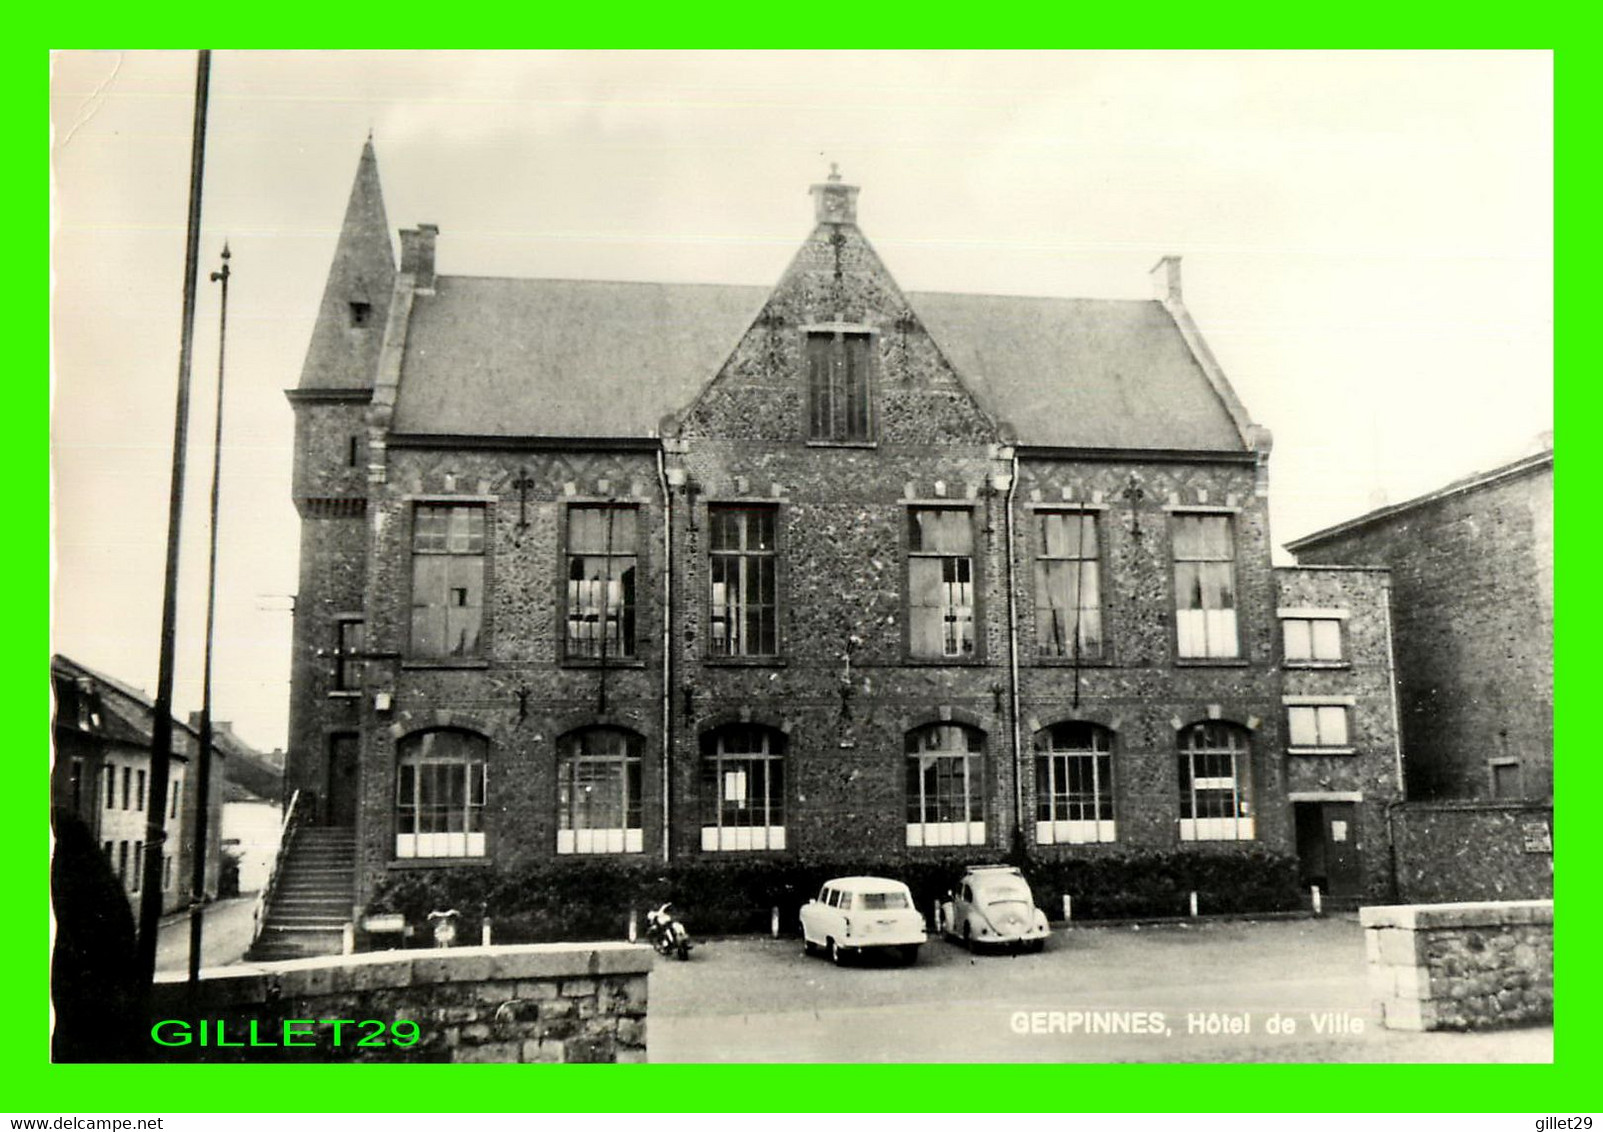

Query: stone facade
[[1391, 801, 1554, 903], [1361, 900, 1552, 1031], [283, 144, 1403, 912], [1288, 451, 1553, 801], [149, 942, 652, 1063]]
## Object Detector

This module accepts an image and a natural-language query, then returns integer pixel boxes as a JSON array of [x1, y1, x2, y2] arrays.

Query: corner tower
[[283, 138, 395, 821]]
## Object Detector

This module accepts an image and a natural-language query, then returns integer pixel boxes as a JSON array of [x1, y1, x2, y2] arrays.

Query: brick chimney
[[1150, 255, 1182, 303], [809, 164, 859, 225], [400, 223, 440, 293]]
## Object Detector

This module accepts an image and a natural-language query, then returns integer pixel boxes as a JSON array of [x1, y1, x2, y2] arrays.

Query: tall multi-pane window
[[557, 728, 643, 854], [700, 725, 785, 851], [136, 770, 146, 812], [908, 509, 975, 659], [104, 765, 115, 810], [905, 724, 985, 847], [1034, 722, 1116, 844], [806, 330, 872, 442], [709, 507, 777, 658], [566, 506, 637, 660], [410, 504, 486, 658], [1035, 511, 1103, 659], [1172, 514, 1238, 659], [1178, 721, 1254, 841], [335, 618, 365, 690], [132, 842, 142, 892], [395, 730, 487, 859], [170, 773, 182, 820], [121, 767, 131, 810]]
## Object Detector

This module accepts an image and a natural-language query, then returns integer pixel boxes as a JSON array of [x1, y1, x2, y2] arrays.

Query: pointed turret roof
[[297, 138, 396, 390]]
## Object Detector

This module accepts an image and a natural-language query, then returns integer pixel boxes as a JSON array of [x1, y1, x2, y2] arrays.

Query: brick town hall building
[[284, 141, 1403, 914]]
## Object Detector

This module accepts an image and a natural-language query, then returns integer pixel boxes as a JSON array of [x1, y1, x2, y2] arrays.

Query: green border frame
[[36, 39, 1578, 1113]]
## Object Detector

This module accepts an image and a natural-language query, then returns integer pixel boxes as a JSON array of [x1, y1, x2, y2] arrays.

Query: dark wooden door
[[327, 732, 360, 826], [1321, 802, 1362, 897]]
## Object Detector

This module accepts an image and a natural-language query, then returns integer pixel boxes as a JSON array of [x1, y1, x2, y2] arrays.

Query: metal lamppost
[[187, 242, 230, 986]]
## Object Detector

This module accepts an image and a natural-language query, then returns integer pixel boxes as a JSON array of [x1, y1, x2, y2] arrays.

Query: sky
[[48, 50, 1553, 754]]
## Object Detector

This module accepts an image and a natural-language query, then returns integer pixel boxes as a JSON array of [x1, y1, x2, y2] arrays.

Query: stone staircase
[[246, 826, 356, 962]]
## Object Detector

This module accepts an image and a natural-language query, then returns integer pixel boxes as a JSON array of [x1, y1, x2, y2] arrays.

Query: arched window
[[1178, 721, 1254, 841], [1034, 722, 1115, 845], [700, 725, 786, 851], [557, 727, 643, 854], [905, 724, 985, 847], [396, 729, 487, 859]]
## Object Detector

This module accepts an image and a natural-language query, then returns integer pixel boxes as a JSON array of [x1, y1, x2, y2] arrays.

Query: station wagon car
[[799, 876, 926, 966], [937, 865, 1050, 952]]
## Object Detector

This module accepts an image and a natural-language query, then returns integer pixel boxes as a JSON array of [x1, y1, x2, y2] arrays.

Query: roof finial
[[828, 162, 842, 182]]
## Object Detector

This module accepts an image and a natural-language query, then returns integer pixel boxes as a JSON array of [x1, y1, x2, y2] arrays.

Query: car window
[[860, 891, 910, 910], [983, 880, 1033, 903], [836, 891, 853, 911], [961, 884, 972, 903], [822, 887, 835, 907]]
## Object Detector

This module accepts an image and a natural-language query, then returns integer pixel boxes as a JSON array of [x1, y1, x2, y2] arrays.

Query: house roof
[[1285, 448, 1554, 554], [50, 654, 197, 761], [388, 276, 1248, 451]]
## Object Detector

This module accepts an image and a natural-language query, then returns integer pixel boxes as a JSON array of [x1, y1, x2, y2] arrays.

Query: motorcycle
[[644, 902, 693, 960]]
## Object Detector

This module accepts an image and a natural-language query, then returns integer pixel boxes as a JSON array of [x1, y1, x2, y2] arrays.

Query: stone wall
[[1291, 456, 1552, 801], [149, 942, 651, 1063], [1361, 901, 1552, 1030], [1392, 801, 1553, 903]]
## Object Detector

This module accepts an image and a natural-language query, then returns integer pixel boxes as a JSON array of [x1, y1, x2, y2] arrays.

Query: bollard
[[1062, 894, 1072, 923], [1311, 885, 1323, 916], [771, 906, 781, 938], [628, 910, 638, 944], [482, 919, 493, 946], [341, 922, 355, 955], [1188, 891, 1198, 918], [931, 900, 942, 935]]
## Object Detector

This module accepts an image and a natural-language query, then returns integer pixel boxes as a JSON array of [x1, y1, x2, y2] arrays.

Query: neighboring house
[[284, 142, 1402, 908], [193, 720, 286, 895], [1286, 447, 1553, 803], [50, 655, 225, 914]]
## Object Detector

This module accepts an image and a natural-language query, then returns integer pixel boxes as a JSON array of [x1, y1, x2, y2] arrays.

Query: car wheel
[[1029, 938, 1046, 954], [829, 939, 846, 967], [901, 945, 920, 966], [802, 934, 817, 957], [962, 922, 974, 952]]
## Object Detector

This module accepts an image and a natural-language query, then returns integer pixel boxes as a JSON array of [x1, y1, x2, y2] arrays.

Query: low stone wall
[[1361, 900, 1552, 1031], [1392, 801, 1552, 903], [149, 942, 652, 1063]]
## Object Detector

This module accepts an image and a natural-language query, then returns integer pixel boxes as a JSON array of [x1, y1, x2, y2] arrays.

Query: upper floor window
[[908, 509, 975, 659], [906, 723, 985, 847], [1287, 704, 1351, 750], [1178, 721, 1254, 841], [557, 727, 643, 854], [410, 504, 485, 658], [1282, 617, 1344, 663], [566, 506, 637, 660], [1173, 514, 1238, 659], [709, 506, 778, 658], [104, 765, 115, 810], [700, 725, 786, 851], [395, 729, 487, 860], [807, 330, 872, 442], [335, 618, 365, 691], [1034, 722, 1116, 844], [1035, 511, 1102, 660]]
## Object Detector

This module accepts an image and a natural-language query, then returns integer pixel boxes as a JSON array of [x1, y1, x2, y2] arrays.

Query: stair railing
[[250, 788, 305, 952]]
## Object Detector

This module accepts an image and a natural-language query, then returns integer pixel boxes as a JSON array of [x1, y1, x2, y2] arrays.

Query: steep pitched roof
[[298, 139, 396, 390], [50, 654, 197, 760], [387, 276, 1248, 450], [390, 277, 768, 438]]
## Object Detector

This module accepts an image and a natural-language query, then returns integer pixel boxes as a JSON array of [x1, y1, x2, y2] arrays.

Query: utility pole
[[188, 242, 231, 987], [135, 49, 211, 991]]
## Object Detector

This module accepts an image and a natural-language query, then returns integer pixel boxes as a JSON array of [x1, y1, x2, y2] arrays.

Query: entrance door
[[327, 732, 360, 826], [1294, 801, 1363, 898]]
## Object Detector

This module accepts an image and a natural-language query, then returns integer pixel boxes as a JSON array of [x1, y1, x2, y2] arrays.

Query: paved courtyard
[[647, 915, 1553, 1063]]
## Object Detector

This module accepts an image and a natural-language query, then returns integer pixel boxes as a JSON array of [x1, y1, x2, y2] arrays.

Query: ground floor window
[[700, 725, 785, 851], [1178, 721, 1254, 841], [906, 723, 986, 847], [1035, 722, 1116, 844], [395, 729, 487, 859], [557, 727, 643, 854]]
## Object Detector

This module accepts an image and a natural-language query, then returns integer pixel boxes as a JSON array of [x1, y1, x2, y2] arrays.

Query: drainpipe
[[656, 448, 674, 863], [1001, 449, 1023, 844], [1381, 577, 1405, 795]]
